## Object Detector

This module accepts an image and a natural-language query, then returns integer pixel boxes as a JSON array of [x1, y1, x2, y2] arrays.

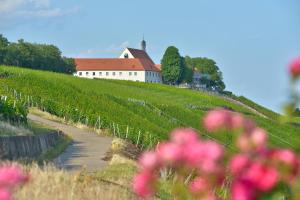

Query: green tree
[[182, 57, 193, 83], [185, 56, 225, 91], [161, 46, 184, 84], [1, 34, 75, 74], [0, 34, 9, 64]]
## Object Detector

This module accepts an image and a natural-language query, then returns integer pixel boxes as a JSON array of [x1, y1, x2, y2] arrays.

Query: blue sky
[[0, 0, 299, 112]]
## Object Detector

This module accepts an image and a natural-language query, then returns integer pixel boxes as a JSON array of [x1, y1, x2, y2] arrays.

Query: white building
[[74, 40, 162, 83]]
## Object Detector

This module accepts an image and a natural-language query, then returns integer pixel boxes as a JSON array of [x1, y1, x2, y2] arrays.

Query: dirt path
[[28, 114, 113, 172]]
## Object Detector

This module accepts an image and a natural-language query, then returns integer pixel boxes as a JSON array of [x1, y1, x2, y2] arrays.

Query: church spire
[[141, 35, 146, 52]]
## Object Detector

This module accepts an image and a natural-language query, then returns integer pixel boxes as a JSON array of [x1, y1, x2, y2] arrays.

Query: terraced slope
[[0, 66, 299, 151]]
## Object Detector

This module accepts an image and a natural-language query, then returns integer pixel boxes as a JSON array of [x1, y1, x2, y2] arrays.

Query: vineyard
[[0, 65, 299, 151], [0, 93, 28, 124]]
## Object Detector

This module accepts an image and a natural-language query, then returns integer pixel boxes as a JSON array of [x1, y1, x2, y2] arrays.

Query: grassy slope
[[0, 66, 299, 151]]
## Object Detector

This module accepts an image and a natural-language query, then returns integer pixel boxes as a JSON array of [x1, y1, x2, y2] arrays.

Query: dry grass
[[15, 164, 139, 200]]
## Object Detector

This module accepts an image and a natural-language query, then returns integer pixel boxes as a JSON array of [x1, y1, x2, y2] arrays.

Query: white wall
[[75, 70, 146, 82], [145, 71, 162, 83]]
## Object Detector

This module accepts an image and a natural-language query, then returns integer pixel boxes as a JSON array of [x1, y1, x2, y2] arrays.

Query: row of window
[[78, 71, 138, 76], [146, 71, 159, 77]]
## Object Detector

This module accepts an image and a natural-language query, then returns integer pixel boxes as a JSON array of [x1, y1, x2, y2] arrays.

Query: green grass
[[0, 65, 299, 151]]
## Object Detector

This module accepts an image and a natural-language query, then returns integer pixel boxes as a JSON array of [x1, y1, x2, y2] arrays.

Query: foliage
[[185, 56, 226, 91], [0, 34, 75, 74], [161, 46, 184, 84], [0, 66, 299, 152], [293, 108, 300, 117], [182, 57, 193, 83], [0, 96, 28, 124]]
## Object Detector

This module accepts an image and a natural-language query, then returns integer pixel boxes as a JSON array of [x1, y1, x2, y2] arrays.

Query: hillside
[[0, 65, 299, 151]]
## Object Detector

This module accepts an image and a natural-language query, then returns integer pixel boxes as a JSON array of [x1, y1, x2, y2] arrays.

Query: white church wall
[[145, 71, 162, 83], [75, 70, 146, 82]]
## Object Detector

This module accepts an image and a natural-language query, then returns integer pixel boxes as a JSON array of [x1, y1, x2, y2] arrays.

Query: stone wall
[[0, 131, 64, 160]]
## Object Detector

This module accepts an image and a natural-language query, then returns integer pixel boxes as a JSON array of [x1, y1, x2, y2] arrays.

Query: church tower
[[141, 36, 146, 52]]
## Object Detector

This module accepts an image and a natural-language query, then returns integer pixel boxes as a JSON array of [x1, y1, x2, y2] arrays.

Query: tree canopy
[[161, 46, 184, 84], [185, 56, 225, 91], [0, 34, 75, 74]]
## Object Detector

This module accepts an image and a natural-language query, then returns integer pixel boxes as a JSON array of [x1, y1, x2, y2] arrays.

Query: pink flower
[[272, 149, 297, 166], [138, 151, 160, 172], [156, 142, 182, 164], [201, 141, 223, 161], [244, 162, 278, 192], [230, 154, 250, 175], [250, 128, 267, 150], [0, 165, 28, 189], [0, 189, 11, 200], [170, 128, 199, 145], [236, 134, 251, 152], [230, 113, 245, 129], [289, 57, 300, 78], [203, 109, 231, 132], [231, 180, 255, 200], [133, 171, 156, 198], [189, 177, 208, 194]]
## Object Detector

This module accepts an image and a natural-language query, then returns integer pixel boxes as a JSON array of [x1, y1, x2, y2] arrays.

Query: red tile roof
[[75, 58, 160, 72], [127, 48, 155, 64], [155, 64, 161, 70]]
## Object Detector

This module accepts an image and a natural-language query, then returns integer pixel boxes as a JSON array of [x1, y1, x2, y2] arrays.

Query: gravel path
[[28, 114, 113, 172]]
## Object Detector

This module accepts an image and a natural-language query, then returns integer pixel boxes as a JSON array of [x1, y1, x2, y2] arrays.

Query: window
[[113, 72, 116, 76], [99, 72, 102, 76], [106, 72, 109, 76], [124, 53, 129, 58], [86, 72, 89, 75], [93, 72, 96, 76], [119, 72, 122, 76], [79, 72, 82, 76], [129, 72, 132, 76], [134, 72, 137, 76]]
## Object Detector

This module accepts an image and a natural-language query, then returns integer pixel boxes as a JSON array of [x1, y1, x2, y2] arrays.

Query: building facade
[[74, 40, 162, 83]]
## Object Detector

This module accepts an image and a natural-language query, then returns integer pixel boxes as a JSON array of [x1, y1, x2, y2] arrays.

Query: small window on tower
[[124, 53, 129, 58]]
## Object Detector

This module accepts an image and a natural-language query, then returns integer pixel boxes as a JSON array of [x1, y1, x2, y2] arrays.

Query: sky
[[0, 0, 299, 112]]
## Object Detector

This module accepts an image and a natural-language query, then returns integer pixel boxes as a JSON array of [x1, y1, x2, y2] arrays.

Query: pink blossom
[[250, 128, 267, 150], [184, 141, 205, 166], [271, 149, 297, 166], [203, 109, 231, 132], [230, 113, 245, 129], [244, 163, 278, 192], [236, 134, 251, 152], [138, 151, 160, 172], [170, 128, 199, 145], [201, 141, 223, 161], [0, 165, 28, 188], [231, 180, 255, 200], [230, 154, 250, 175], [133, 171, 155, 198], [189, 177, 208, 194], [156, 142, 182, 164], [289, 57, 300, 78], [0, 189, 11, 200]]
